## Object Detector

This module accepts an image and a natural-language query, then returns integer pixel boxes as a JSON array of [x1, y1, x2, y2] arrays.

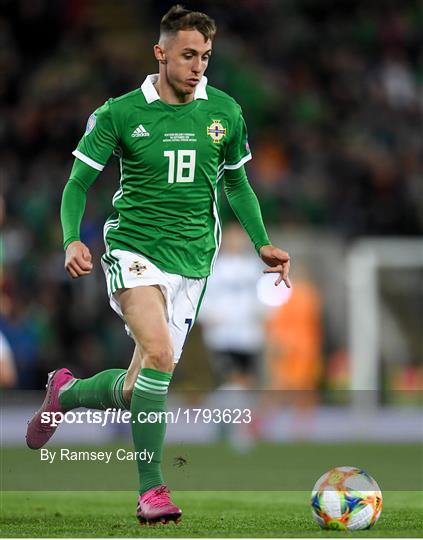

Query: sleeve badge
[[85, 113, 96, 135]]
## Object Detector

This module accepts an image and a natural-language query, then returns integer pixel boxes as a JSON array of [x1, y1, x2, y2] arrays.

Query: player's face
[[161, 30, 212, 96]]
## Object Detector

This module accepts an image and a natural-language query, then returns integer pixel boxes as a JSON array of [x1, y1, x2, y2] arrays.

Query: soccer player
[[26, 4, 291, 525]]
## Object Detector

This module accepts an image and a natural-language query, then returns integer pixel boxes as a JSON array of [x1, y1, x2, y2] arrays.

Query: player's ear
[[154, 44, 167, 64]]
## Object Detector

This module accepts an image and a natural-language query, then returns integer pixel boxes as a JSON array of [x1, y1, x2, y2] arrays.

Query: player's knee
[[143, 345, 174, 372]]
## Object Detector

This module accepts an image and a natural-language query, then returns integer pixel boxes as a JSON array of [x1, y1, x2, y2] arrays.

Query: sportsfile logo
[[131, 124, 150, 137], [40, 407, 252, 427]]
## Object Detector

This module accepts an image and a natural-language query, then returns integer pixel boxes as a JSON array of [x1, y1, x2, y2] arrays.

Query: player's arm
[[224, 107, 291, 287], [224, 166, 291, 287], [61, 101, 118, 279], [61, 160, 98, 278]]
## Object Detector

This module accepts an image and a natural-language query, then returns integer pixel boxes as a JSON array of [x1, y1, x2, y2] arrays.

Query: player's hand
[[259, 244, 291, 288], [64, 241, 93, 279]]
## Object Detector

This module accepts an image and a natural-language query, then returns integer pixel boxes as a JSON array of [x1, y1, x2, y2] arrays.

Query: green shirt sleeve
[[72, 100, 118, 171], [225, 106, 252, 169], [60, 159, 100, 249], [62, 101, 119, 249], [223, 165, 270, 254]]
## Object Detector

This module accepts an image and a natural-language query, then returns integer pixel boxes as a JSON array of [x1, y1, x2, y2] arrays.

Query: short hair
[[160, 4, 216, 43]]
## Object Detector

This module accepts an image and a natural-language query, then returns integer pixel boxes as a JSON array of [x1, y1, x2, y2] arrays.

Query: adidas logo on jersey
[[131, 124, 150, 137]]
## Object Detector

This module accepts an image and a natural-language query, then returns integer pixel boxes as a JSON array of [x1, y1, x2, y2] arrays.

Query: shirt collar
[[140, 73, 208, 103]]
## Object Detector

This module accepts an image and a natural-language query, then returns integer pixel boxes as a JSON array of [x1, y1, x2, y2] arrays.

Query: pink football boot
[[136, 485, 182, 525], [26, 368, 74, 449]]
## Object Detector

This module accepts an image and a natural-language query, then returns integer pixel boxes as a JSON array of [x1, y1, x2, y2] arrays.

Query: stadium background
[[1, 0, 422, 500]]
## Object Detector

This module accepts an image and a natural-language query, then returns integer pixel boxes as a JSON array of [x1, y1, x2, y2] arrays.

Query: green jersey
[[73, 74, 252, 278]]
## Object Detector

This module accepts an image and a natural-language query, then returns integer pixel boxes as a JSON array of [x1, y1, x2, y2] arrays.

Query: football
[[311, 466, 383, 530]]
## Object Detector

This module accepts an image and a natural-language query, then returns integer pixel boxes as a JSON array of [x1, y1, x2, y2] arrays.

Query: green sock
[[131, 367, 172, 494], [59, 369, 128, 410]]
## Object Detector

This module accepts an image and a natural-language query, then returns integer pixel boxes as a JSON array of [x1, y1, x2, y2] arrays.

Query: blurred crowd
[[1, 0, 422, 389]]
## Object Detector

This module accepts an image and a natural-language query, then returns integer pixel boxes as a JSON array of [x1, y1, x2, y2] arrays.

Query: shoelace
[[38, 422, 53, 432], [143, 486, 171, 507]]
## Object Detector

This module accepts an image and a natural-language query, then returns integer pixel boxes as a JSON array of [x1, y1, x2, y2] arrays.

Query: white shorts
[[101, 249, 207, 362]]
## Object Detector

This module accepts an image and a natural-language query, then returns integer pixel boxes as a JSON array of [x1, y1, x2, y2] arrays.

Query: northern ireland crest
[[207, 120, 226, 143], [129, 261, 147, 276]]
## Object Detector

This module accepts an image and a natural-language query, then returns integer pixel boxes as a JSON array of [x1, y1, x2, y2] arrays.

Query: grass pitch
[[1, 490, 422, 537], [2, 443, 422, 536]]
